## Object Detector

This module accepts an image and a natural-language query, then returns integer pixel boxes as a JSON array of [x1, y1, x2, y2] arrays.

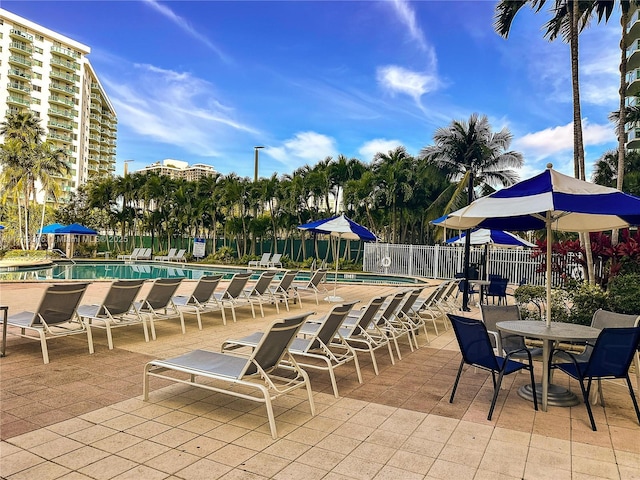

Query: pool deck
[[1, 280, 639, 479]]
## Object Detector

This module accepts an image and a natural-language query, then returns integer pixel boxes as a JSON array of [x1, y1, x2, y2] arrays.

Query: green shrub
[[568, 282, 608, 326], [199, 246, 235, 265], [513, 284, 570, 323], [607, 273, 640, 314]]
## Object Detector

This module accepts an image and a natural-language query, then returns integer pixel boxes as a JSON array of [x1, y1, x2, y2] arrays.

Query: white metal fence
[[364, 243, 583, 287]]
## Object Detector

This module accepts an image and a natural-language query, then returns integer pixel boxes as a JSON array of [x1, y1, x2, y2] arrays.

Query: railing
[[364, 243, 584, 287]]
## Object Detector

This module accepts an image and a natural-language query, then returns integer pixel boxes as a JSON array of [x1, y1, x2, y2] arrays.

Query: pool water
[[0, 261, 423, 285]]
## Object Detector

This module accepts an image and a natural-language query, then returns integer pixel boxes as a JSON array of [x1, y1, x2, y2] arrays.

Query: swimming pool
[[0, 261, 424, 285]]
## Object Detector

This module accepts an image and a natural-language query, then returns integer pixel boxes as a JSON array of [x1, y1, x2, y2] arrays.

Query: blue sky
[[5, 0, 622, 181]]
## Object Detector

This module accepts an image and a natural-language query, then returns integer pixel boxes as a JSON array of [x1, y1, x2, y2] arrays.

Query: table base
[[517, 383, 580, 407]]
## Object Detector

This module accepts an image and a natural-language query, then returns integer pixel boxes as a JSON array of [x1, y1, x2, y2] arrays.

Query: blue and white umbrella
[[298, 214, 377, 301], [435, 164, 640, 325], [446, 228, 534, 248]]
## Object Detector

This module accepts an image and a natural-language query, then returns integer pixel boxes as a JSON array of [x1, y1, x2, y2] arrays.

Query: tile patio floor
[[1, 279, 639, 479]]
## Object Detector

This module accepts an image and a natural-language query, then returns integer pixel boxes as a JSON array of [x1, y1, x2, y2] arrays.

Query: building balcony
[[627, 68, 640, 97], [47, 132, 73, 144], [47, 120, 73, 131], [48, 107, 74, 119], [49, 82, 76, 95], [6, 95, 31, 107], [90, 113, 102, 123], [90, 103, 101, 112], [49, 95, 75, 108], [90, 93, 103, 103], [51, 56, 80, 72], [10, 29, 34, 42], [51, 45, 80, 60], [7, 69, 31, 81], [88, 143, 100, 153], [91, 82, 100, 92], [9, 42, 33, 54], [50, 71, 77, 83], [7, 82, 31, 94], [628, 9, 640, 38], [8, 55, 32, 68], [89, 122, 100, 132]]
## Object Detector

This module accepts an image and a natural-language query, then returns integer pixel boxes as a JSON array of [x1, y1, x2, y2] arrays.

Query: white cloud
[[388, 0, 429, 54], [358, 139, 404, 162], [142, 0, 229, 62], [514, 119, 615, 160], [102, 63, 258, 157], [377, 65, 439, 102], [266, 132, 338, 170]]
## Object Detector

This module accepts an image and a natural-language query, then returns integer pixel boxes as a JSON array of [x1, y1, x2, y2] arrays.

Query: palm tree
[[593, 149, 640, 196], [420, 113, 523, 310]]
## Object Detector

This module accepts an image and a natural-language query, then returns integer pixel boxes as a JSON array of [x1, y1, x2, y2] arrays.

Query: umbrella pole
[[546, 214, 552, 327]]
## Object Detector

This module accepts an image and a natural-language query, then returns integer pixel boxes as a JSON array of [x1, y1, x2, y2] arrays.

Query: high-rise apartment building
[[626, 6, 640, 149], [0, 8, 117, 200]]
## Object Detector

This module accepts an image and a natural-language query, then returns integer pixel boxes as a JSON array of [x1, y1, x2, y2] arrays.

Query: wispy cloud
[[388, 0, 429, 53], [142, 0, 229, 63], [102, 63, 258, 158], [377, 65, 439, 105], [358, 139, 403, 162], [266, 132, 338, 171], [514, 119, 614, 161]]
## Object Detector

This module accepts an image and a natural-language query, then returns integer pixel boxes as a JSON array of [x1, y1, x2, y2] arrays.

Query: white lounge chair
[[144, 311, 316, 439], [267, 253, 282, 268], [172, 275, 223, 330], [249, 253, 271, 268], [155, 248, 176, 262], [118, 247, 141, 260], [169, 249, 186, 262]]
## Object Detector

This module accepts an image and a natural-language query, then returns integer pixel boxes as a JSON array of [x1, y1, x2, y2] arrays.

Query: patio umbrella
[[434, 164, 640, 326], [55, 223, 98, 235], [298, 214, 377, 302], [446, 228, 535, 247], [38, 223, 66, 234]]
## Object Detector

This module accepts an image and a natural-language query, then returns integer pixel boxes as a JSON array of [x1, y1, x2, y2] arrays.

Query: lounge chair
[[267, 253, 282, 268], [448, 314, 538, 421], [249, 252, 271, 268], [334, 295, 392, 375], [243, 270, 278, 317], [77, 279, 148, 350], [171, 275, 223, 330], [211, 272, 253, 323], [222, 302, 361, 398], [3, 283, 90, 364], [118, 247, 141, 260], [295, 269, 328, 305], [395, 287, 429, 348], [412, 282, 450, 336], [266, 270, 301, 312], [144, 311, 316, 439], [370, 290, 414, 360], [169, 249, 186, 262], [134, 278, 184, 338], [136, 248, 153, 260], [155, 248, 177, 262]]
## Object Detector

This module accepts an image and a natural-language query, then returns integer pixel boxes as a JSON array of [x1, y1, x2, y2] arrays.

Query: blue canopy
[[446, 228, 535, 248], [55, 223, 98, 235], [38, 223, 66, 234]]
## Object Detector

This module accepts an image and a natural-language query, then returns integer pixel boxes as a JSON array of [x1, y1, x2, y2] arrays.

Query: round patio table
[[496, 320, 601, 411]]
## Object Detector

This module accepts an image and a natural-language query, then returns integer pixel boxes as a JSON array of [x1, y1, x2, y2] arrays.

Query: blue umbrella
[[55, 223, 98, 235], [298, 214, 377, 301], [446, 228, 535, 248], [434, 164, 640, 326], [38, 223, 66, 234]]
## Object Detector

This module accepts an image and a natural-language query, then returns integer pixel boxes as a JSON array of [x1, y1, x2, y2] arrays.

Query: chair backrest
[[250, 270, 277, 295], [129, 247, 141, 257], [311, 301, 358, 349], [173, 249, 186, 259], [398, 288, 423, 316], [224, 272, 253, 298], [32, 283, 89, 326], [243, 311, 314, 376], [100, 279, 146, 316], [448, 314, 500, 371], [378, 290, 407, 324], [258, 252, 271, 263], [585, 327, 640, 378], [190, 275, 223, 303], [591, 309, 640, 329], [351, 295, 386, 332], [276, 270, 298, 291], [270, 253, 282, 264], [143, 278, 182, 310], [166, 248, 177, 258], [480, 304, 523, 352], [308, 269, 327, 287]]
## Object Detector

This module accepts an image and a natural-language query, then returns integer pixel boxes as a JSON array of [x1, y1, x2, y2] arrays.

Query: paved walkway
[[1, 280, 639, 479]]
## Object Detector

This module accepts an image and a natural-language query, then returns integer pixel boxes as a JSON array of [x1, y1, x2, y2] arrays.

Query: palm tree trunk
[[614, 6, 630, 245]]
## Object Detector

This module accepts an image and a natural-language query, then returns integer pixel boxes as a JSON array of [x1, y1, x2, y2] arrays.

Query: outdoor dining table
[[496, 320, 601, 412]]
